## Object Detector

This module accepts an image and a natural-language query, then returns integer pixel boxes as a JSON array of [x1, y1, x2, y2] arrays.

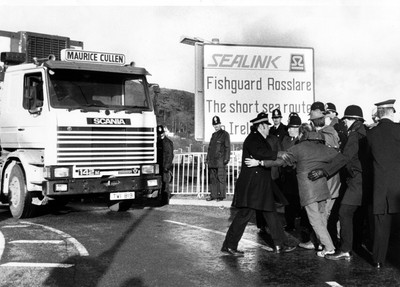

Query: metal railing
[[171, 151, 242, 197]]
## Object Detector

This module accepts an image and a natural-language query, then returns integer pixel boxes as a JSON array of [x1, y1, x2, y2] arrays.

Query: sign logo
[[290, 54, 305, 71], [87, 118, 131, 125]]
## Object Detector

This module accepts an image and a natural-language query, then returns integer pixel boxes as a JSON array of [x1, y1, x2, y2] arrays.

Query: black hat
[[342, 105, 364, 121], [287, 115, 301, 127], [250, 112, 271, 125], [375, 99, 396, 113], [271, 109, 282, 119], [325, 103, 337, 113], [212, 115, 221, 125], [157, 125, 165, 135], [310, 101, 325, 112], [288, 112, 299, 118]]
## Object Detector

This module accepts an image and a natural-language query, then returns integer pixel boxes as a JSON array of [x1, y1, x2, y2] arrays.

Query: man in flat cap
[[366, 99, 400, 268], [206, 116, 231, 201], [221, 112, 295, 256], [325, 102, 348, 151]]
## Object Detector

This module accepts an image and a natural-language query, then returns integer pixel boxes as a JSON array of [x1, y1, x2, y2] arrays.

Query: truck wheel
[[8, 164, 36, 218], [108, 200, 133, 212]]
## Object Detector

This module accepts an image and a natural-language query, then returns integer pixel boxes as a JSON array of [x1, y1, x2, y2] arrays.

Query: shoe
[[325, 250, 352, 261], [221, 246, 245, 257], [373, 262, 382, 269], [316, 249, 335, 258], [298, 241, 315, 250], [216, 198, 225, 202], [206, 196, 215, 201], [275, 245, 296, 253]]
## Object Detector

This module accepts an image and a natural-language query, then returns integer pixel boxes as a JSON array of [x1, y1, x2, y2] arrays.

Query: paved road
[[0, 199, 399, 287]]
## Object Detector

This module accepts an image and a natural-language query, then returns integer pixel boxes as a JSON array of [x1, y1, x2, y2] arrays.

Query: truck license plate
[[110, 192, 135, 201]]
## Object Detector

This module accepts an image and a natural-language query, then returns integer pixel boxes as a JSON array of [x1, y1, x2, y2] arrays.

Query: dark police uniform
[[206, 116, 231, 200], [366, 99, 400, 266], [222, 113, 292, 254], [270, 109, 288, 142], [156, 125, 174, 205]]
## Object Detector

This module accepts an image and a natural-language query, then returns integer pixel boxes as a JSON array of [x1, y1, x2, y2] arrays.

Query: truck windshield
[[48, 69, 151, 111]]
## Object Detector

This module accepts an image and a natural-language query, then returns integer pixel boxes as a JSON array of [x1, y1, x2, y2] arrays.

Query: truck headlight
[[44, 166, 72, 179], [142, 165, 155, 174], [54, 167, 70, 178]]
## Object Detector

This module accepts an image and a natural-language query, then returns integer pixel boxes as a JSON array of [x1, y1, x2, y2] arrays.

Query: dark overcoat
[[367, 118, 400, 214], [232, 130, 282, 211], [206, 129, 231, 168], [157, 136, 174, 172], [270, 123, 288, 142], [324, 120, 368, 206]]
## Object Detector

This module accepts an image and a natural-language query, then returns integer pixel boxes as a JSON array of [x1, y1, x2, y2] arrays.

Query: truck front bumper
[[43, 175, 162, 198]]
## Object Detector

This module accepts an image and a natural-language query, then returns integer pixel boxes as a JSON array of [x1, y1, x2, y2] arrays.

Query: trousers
[[223, 207, 287, 250], [304, 200, 335, 251]]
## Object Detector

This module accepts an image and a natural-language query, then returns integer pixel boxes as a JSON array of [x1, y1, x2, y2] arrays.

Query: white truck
[[0, 30, 162, 218]]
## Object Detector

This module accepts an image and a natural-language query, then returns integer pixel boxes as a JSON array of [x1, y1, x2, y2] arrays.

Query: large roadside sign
[[195, 43, 314, 143]]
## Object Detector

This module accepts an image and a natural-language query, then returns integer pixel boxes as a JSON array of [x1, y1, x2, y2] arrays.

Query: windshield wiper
[[66, 103, 107, 112], [82, 103, 109, 108], [114, 106, 145, 113]]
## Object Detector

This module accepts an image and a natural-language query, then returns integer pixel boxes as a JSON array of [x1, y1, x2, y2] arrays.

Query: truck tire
[[8, 164, 37, 218]]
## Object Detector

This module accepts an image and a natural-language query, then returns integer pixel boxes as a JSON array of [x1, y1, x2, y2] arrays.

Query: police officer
[[221, 112, 295, 256], [367, 99, 400, 268], [206, 116, 231, 201], [270, 109, 288, 142], [156, 125, 174, 205]]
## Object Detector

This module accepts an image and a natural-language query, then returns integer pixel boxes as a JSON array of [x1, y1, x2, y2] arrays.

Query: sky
[[1, 0, 400, 124]]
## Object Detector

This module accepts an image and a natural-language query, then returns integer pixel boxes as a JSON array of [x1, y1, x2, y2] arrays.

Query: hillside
[[150, 88, 205, 151]]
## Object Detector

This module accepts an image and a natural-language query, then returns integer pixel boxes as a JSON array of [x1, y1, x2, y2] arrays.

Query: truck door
[[16, 72, 50, 148]]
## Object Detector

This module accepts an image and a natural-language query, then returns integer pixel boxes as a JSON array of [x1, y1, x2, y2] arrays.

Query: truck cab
[[0, 47, 162, 218]]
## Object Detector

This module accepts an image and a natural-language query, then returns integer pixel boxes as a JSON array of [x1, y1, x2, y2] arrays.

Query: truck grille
[[57, 126, 156, 172], [26, 33, 69, 61]]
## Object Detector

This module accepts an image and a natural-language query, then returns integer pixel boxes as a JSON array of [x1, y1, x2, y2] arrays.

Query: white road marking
[[326, 282, 343, 287], [20, 221, 89, 256], [0, 221, 89, 269], [1, 225, 30, 228], [0, 231, 4, 261], [164, 219, 274, 252], [9, 240, 65, 244], [1, 262, 74, 268]]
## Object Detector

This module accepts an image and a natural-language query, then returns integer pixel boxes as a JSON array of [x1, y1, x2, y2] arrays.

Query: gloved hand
[[223, 160, 229, 165], [308, 169, 328, 181]]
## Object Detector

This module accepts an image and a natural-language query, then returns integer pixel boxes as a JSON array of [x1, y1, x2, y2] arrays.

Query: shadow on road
[[43, 207, 154, 287]]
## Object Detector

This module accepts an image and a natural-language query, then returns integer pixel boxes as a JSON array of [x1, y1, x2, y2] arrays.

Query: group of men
[[218, 99, 400, 270]]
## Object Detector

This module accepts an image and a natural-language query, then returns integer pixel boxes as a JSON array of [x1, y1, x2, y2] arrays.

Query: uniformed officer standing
[[156, 125, 174, 205], [206, 116, 231, 201], [270, 109, 288, 142], [366, 99, 400, 268]]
